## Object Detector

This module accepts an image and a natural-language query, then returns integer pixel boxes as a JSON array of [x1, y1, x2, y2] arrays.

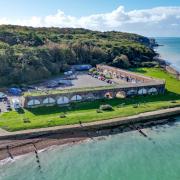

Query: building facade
[[23, 65, 165, 108]]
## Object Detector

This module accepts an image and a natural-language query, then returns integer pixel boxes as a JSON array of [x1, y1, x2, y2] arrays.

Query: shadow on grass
[[26, 90, 180, 116], [17, 108, 25, 114]]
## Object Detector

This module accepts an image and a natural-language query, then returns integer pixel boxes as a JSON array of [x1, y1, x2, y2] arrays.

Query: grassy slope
[[0, 68, 180, 132]]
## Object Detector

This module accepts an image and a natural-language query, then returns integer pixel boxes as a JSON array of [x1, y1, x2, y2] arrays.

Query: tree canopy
[[0, 25, 158, 86]]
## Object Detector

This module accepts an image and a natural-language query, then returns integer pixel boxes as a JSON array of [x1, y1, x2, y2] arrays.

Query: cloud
[[0, 6, 180, 36]]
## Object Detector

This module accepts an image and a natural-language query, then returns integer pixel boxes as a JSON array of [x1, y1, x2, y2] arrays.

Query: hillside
[[0, 25, 158, 86]]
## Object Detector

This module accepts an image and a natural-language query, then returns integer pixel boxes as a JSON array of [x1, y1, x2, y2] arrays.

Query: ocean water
[[0, 116, 180, 180], [155, 37, 180, 71]]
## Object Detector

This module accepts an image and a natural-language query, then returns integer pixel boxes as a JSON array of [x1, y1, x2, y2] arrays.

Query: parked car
[[106, 79, 113, 84], [98, 76, 105, 81], [101, 77, 106, 81]]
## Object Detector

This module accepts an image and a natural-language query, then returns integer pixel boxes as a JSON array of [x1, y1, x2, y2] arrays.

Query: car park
[[89, 72, 115, 84]]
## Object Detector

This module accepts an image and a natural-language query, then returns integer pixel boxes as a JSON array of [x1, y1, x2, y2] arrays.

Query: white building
[[12, 98, 21, 110]]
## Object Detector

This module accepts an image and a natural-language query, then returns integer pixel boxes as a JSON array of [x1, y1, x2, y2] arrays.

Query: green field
[[0, 67, 180, 132]]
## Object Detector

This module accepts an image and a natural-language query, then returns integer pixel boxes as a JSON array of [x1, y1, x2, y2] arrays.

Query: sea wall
[[0, 107, 180, 140]]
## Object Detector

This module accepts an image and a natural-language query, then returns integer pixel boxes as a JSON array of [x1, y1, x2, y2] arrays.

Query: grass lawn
[[0, 67, 180, 132]]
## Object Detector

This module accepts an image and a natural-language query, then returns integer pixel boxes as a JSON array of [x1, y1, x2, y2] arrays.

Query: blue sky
[[0, 0, 180, 36], [0, 0, 180, 18]]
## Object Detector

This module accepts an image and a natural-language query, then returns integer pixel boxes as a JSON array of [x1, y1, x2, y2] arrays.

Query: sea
[[0, 38, 180, 180], [155, 37, 180, 71]]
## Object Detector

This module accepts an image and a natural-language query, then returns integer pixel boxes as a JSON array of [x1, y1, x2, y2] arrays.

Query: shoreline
[[154, 51, 180, 80], [0, 107, 180, 161], [0, 117, 176, 164]]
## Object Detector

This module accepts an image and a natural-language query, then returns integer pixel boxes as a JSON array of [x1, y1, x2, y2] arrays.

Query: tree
[[112, 55, 130, 69]]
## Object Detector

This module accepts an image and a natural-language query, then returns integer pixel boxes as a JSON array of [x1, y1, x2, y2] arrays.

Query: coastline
[[153, 56, 180, 80], [153, 41, 180, 80], [0, 107, 180, 161]]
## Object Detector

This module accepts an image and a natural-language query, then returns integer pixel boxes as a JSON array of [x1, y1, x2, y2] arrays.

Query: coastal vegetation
[[0, 67, 179, 131], [0, 25, 157, 86]]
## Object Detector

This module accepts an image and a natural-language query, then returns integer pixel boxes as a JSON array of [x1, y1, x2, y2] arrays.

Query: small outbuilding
[[8, 88, 22, 96]]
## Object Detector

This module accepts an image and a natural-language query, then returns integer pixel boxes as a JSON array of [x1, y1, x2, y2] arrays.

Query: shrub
[[96, 109, 103, 113], [89, 67, 96, 73], [92, 71, 99, 75], [100, 104, 113, 111], [60, 114, 66, 118], [23, 118, 31, 123]]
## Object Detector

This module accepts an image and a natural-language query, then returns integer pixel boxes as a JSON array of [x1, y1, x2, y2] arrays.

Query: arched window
[[57, 96, 69, 104], [27, 100, 34, 106], [116, 91, 126, 98], [27, 99, 40, 106], [148, 88, 157, 94], [104, 92, 113, 99], [43, 97, 55, 104], [127, 90, 137, 96], [138, 88, 147, 95], [71, 95, 82, 101], [34, 99, 41, 105]]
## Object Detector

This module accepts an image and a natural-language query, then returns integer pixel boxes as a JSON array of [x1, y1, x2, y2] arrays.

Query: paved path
[[0, 128, 9, 135], [0, 107, 180, 138]]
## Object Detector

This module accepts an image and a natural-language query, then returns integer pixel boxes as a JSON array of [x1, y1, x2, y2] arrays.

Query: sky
[[0, 0, 180, 37]]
